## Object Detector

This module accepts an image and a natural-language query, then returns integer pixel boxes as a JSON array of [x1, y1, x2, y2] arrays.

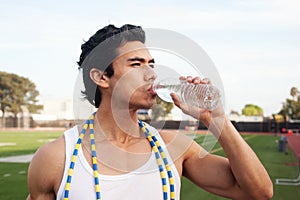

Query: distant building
[[32, 98, 74, 121], [228, 113, 263, 122]]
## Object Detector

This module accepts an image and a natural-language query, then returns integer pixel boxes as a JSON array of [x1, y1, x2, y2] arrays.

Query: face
[[108, 41, 157, 110]]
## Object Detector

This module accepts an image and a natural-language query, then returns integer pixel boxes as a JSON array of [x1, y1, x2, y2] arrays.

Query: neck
[[93, 99, 142, 144]]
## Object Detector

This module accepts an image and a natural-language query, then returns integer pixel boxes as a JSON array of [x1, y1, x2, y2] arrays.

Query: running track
[[287, 135, 300, 157]]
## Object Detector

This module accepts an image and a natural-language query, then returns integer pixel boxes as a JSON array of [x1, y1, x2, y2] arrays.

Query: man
[[27, 24, 273, 200]]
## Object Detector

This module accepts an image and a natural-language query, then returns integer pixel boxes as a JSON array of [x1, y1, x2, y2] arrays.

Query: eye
[[149, 63, 155, 68], [131, 63, 141, 67]]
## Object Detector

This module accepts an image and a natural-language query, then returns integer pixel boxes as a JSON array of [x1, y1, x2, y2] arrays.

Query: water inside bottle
[[153, 78, 181, 103], [155, 88, 174, 102], [154, 77, 221, 110]]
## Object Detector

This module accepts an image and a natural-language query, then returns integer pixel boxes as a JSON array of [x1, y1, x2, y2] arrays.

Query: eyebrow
[[127, 57, 155, 63]]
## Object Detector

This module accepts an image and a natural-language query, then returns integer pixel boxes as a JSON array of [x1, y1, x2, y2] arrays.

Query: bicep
[[27, 142, 62, 200], [182, 142, 243, 199]]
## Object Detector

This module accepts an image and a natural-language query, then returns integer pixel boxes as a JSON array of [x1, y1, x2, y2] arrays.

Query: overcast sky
[[1, 0, 299, 116]]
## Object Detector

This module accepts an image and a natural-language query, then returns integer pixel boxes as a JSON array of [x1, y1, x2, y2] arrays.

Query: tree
[[242, 104, 264, 116], [279, 87, 300, 120], [0, 71, 43, 127], [290, 87, 299, 100], [151, 96, 174, 120]]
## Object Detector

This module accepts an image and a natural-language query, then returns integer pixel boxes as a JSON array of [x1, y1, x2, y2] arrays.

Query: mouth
[[147, 84, 157, 96]]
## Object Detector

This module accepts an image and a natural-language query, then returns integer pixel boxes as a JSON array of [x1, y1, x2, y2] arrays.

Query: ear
[[90, 68, 110, 88]]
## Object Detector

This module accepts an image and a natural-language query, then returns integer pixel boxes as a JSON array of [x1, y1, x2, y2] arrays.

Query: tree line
[[0, 71, 43, 128], [278, 87, 300, 120], [234, 87, 300, 120], [0, 71, 299, 128]]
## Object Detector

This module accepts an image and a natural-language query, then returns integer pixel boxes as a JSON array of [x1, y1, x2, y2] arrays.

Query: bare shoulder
[[158, 130, 199, 158], [158, 130, 200, 175], [27, 134, 66, 199], [31, 135, 66, 168]]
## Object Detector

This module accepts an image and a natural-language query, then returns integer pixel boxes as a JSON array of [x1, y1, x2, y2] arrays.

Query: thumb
[[170, 93, 185, 110], [170, 92, 203, 120]]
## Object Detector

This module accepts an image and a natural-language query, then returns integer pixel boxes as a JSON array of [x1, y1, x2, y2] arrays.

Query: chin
[[139, 100, 156, 110], [141, 103, 154, 110]]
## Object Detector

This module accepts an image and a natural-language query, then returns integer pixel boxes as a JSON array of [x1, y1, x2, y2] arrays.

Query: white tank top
[[56, 123, 181, 200]]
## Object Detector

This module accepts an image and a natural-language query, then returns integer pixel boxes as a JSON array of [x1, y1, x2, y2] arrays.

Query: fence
[[148, 120, 300, 133]]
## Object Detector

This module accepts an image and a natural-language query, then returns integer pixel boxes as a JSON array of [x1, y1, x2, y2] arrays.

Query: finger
[[185, 76, 203, 84], [201, 77, 211, 84], [170, 93, 192, 115], [170, 93, 182, 108], [192, 77, 201, 84], [179, 76, 186, 81], [186, 76, 193, 83], [171, 92, 203, 119], [170, 93, 189, 112]]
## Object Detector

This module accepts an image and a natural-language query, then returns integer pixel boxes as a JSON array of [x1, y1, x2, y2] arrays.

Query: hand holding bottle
[[154, 76, 220, 110], [159, 76, 224, 126]]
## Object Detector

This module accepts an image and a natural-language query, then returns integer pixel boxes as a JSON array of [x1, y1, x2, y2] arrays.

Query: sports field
[[0, 130, 299, 199]]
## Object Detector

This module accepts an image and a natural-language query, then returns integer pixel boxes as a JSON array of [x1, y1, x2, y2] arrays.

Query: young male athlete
[[27, 24, 273, 200]]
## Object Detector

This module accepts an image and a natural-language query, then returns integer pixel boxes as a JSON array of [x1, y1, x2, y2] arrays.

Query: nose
[[144, 65, 157, 82]]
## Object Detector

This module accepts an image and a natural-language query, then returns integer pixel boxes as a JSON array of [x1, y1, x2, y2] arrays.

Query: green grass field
[[0, 130, 63, 199], [0, 130, 63, 157], [0, 130, 299, 199]]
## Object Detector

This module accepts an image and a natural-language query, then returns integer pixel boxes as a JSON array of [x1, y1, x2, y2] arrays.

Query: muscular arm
[[170, 77, 273, 199], [27, 136, 65, 200], [183, 118, 273, 199]]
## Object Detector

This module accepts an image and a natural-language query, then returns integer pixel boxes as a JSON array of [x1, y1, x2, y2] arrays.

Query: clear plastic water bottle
[[153, 78, 220, 110]]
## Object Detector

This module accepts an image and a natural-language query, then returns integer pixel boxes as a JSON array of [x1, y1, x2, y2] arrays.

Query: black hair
[[77, 24, 145, 108]]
